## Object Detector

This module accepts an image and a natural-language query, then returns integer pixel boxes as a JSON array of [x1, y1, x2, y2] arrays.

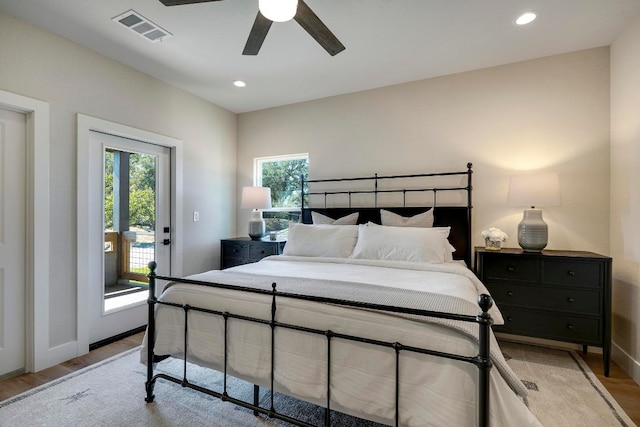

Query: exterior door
[[0, 107, 27, 377], [88, 131, 171, 345]]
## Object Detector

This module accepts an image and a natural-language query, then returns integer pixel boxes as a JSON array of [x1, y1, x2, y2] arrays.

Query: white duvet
[[141, 256, 542, 427]]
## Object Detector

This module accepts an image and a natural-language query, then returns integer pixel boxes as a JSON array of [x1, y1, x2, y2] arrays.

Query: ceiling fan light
[[258, 0, 298, 22]]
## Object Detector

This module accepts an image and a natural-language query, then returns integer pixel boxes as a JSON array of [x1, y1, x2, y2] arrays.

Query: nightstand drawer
[[489, 282, 600, 315], [222, 257, 248, 269], [481, 256, 538, 283], [249, 244, 279, 260], [542, 260, 602, 288], [221, 238, 287, 269], [224, 241, 250, 258], [497, 307, 601, 344]]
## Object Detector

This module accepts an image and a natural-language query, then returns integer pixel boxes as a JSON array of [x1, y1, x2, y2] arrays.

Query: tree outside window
[[255, 153, 308, 232]]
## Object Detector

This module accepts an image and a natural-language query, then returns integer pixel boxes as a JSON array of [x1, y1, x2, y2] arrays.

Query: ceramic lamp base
[[517, 209, 548, 252], [248, 210, 266, 240]]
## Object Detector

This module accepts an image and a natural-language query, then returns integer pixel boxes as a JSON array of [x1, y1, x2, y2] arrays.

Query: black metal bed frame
[[144, 163, 497, 427]]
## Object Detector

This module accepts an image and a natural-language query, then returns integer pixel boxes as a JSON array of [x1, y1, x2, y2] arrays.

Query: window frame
[[254, 152, 308, 212]]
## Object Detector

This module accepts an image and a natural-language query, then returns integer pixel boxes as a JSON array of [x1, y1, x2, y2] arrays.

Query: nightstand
[[221, 237, 286, 269], [475, 247, 612, 376]]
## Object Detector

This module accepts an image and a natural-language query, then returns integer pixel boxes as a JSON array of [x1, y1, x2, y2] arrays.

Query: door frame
[[77, 114, 183, 356], [0, 89, 50, 372]]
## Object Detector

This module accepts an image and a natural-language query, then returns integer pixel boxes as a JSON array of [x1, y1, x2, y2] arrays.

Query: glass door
[[88, 130, 170, 344]]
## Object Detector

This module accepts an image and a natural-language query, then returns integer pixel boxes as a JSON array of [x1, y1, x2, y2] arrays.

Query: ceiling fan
[[158, 0, 346, 56]]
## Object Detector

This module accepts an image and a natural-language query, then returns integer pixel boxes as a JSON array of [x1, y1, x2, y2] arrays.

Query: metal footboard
[[144, 261, 494, 427]]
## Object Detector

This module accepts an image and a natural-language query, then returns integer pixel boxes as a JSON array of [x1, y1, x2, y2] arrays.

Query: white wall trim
[[76, 114, 183, 356], [612, 341, 640, 385], [0, 89, 50, 372]]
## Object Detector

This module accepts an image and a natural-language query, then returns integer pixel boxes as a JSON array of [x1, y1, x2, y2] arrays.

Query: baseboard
[[89, 325, 147, 351], [612, 341, 640, 385]]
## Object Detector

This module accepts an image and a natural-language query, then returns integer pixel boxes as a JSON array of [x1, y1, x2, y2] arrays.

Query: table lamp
[[241, 186, 272, 240], [507, 172, 560, 252]]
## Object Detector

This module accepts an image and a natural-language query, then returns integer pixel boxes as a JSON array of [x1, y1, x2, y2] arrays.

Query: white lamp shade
[[258, 0, 298, 22], [507, 172, 561, 208], [241, 187, 272, 210]]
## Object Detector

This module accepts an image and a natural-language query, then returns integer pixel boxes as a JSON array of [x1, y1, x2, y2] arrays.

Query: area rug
[[499, 341, 636, 427], [0, 341, 635, 427]]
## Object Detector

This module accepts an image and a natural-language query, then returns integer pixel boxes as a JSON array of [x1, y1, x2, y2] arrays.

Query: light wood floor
[[1, 333, 639, 425], [577, 351, 640, 424], [0, 332, 144, 402]]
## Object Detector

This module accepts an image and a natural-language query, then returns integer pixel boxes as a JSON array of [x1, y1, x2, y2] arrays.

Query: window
[[255, 153, 308, 232]]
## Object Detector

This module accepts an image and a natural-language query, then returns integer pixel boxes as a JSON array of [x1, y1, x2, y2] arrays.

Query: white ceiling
[[2, 0, 639, 113]]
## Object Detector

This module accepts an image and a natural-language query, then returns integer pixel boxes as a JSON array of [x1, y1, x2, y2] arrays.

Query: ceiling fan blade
[[243, 12, 273, 55], [159, 0, 223, 6], [294, 0, 345, 56]]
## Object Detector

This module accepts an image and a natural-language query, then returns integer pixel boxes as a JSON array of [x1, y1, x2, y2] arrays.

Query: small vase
[[485, 238, 502, 251]]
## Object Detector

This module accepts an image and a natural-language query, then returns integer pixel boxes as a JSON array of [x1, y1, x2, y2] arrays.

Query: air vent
[[112, 10, 172, 43]]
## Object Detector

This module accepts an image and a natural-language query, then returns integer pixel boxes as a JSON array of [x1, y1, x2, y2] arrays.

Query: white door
[[88, 131, 171, 344], [0, 107, 27, 377]]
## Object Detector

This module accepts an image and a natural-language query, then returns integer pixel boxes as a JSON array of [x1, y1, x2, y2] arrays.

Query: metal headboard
[[300, 163, 473, 266], [302, 163, 473, 210]]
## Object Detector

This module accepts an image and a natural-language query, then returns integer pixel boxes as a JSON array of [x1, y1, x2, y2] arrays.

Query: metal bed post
[[325, 330, 333, 427], [393, 342, 402, 427], [301, 174, 306, 210], [466, 162, 473, 265], [476, 294, 494, 427], [145, 261, 158, 403], [374, 173, 378, 207], [270, 283, 277, 417]]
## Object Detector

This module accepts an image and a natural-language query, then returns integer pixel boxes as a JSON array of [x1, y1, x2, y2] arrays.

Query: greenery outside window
[[255, 153, 308, 233]]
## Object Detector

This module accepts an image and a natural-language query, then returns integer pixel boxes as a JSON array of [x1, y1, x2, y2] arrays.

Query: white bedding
[[141, 256, 542, 427]]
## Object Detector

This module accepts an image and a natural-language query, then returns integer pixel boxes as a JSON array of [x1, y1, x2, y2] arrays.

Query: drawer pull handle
[[507, 317, 513, 322], [507, 291, 513, 297], [507, 266, 515, 272], [567, 297, 575, 303], [567, 270, 576, 276], [567, 324, 574, 330]]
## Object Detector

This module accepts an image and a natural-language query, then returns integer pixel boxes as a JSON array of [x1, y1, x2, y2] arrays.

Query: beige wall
[[0, 12, 237, 349], [238, 48, 611, 258], [611, 15, 640, 383]]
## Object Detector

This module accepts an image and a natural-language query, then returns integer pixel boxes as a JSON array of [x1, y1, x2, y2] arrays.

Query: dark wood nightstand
[[221, 237, 286, 269], [474, 247, 612, 376]]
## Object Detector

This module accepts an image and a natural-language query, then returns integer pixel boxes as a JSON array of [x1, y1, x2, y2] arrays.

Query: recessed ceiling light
[[515, 11, 538, 26], [233, 80, 247, 88]]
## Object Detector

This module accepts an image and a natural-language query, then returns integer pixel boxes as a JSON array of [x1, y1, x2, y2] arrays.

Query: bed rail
[[144, 261, 494, 427]]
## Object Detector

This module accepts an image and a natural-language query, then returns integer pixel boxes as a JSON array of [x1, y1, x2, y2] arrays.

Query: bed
[[141, 164, 542, 427]]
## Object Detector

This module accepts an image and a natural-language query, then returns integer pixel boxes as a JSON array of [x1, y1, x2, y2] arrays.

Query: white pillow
[[380, 209, 434, 228], [351, 224, 452, 263], [311, 211, 359, 225], [283, 223, 358, 258]]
